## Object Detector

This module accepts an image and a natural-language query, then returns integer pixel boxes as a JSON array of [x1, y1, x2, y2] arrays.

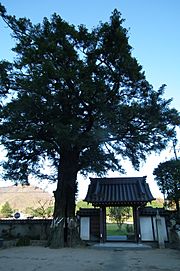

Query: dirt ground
[[0, 246, 179, 271]]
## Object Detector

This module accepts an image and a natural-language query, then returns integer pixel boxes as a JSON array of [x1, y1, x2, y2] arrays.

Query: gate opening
[[106, 207, 135, 241]]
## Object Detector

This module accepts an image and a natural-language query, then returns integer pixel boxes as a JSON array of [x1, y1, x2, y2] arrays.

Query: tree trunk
[[49, 147, 81, 248], [175, 199, 180, 213]]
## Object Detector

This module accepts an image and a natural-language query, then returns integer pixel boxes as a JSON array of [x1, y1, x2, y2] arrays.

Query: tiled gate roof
[[84, 177, 155, 206]]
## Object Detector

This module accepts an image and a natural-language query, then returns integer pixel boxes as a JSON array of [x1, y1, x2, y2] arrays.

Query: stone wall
[[0, 219, 52, 242]]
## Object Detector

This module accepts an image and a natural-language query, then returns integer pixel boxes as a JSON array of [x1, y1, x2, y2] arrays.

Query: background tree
[[153, 159, 180, 212], [26, 200, 54, 218], [0, 5, 179, 247], [0, 201, 13, 218], [76, 200, 92, 212], [109, 206, 132, 230], [147, 198, 164, 208]]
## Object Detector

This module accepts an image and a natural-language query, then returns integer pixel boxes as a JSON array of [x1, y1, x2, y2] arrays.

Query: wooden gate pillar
[[133, 206, 140, 243], [100, 206, 106, 243]]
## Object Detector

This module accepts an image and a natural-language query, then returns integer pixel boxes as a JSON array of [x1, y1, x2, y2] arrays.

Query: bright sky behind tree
[[0, 0, 180, 199]]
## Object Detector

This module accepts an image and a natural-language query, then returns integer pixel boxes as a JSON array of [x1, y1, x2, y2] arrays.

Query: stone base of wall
[[168, 229, 180, 249], [0, 239, 17, 249], [30, 240, 48, 246], [0, 239, 48, 249]]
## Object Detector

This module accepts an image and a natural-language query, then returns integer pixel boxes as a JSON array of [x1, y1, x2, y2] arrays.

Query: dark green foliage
[[153, 159, 180, 211], [0, 7, 179, 183]]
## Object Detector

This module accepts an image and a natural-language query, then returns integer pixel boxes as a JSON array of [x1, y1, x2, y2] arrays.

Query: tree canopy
[[0, 4, 180, 246], [153, 159, 180, 211], [0, 6, 179, 182]]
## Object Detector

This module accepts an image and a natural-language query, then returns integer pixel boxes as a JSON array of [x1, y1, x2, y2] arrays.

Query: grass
[[106, 223, 134, 236]]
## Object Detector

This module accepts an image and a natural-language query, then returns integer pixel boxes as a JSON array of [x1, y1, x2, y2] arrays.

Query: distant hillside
[[0, 185, 54, 212]]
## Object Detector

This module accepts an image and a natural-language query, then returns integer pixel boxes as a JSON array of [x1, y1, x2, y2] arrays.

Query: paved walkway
[[93, 242, 152, 250]]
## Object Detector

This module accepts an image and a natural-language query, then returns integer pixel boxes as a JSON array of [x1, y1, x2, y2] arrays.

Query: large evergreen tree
[[0, 4, 179, 247]]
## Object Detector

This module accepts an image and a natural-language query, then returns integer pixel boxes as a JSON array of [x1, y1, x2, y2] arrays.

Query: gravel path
[[0, 246, 179, 271]]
